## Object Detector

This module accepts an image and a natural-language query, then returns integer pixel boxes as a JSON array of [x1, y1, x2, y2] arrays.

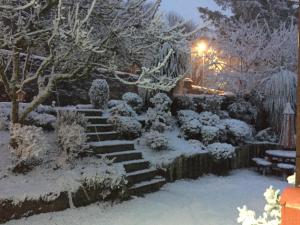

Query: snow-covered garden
[[0, 0, 298, 224]]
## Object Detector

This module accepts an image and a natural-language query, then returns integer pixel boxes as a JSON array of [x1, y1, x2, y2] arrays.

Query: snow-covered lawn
[[5, 169, 288, 225]]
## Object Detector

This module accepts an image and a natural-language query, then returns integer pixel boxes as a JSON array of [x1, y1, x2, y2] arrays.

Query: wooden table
[[266, 150, 296, 163]]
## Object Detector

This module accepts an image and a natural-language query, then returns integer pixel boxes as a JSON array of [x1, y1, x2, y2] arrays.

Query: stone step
[[86, 131, 120, 141], [86, 116, 108, 124], [89, 141, 135, 154], [86, 124, 114, 132], [75, 109, 103, 117], [128, 177, 166, 196], [126, 168, 158, 185], [96, 150, 143, 163], [123, 160, 150, 173]]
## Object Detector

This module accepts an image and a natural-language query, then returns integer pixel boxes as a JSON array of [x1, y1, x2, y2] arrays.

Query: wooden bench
[[252, 158, 272, 176], [276, 163, 295, 180]]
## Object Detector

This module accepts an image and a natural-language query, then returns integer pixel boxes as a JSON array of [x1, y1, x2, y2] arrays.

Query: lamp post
[[196, 41, 207, 86]]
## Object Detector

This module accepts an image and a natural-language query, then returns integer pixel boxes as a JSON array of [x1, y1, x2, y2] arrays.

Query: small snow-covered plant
[[9, 124, 48, 173], [122, 92, 144, 112], [177, 110, 200, 126], [146, 107, 172, 132], [108, 116, 142, 139], [237, 186, 281, 225], [0, 112, 8, 130], [199, 111, 220, 126], [109, 102, 137, 117], [150, 93, 172, 112], [56, 111, 88, 161], [201, 126, 220, 145], [255, 128, 278, 143], [207, 143, 235, 161], [144, 131, 169, 151], [89, 79, 110, 109], [177, 110, 202, 139]]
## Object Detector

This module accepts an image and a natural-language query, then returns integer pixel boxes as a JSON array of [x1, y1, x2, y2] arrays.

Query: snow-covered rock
[[206, 143, 235, 160], [201, 126, 220, 145], [109, 102, 137, 117], [144, 131, 169, 151], [122, 92, 143, 112], [108, 116, 142, 139], [220, 119, 254, 145], [227, 100, 257, 124], [255, 127, 278, 143], [88, 79, 109, 109], [199, 111, 220, 126]]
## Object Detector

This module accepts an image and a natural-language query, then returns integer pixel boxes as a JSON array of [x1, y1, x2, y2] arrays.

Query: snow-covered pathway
[[5, 170, 288, 225]]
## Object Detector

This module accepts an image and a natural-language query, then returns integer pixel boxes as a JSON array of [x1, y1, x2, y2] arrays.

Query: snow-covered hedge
[[227, 100, 257, 124], [108, 116, 142, 139], [109, 102, 137, 117], [177, 110, 202, 140], [150, 93, 172, 112], [220, 119, 254, 145], [122, 92, 143, 112], [56, 111, 88, 161], [255, 128, 278, 143], [144, 131, 169, 151], [201, 126, 220, 145], [199, 111, 220, 126], [89, 79, 109, 109], [146, 107, 172, 132], [177, 110, 200, 126], [9, 124, 49, 173], [206, 143, 235, 161]]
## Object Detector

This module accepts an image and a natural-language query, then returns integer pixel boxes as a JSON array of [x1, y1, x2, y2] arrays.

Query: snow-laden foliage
[[108, 116, 142, 140], [146, 107, 172, 132], [227, 100, 257, 124], [89, 79, 109, 109], [255, 128, 278, 143], [188, 140, 207, 152], [220, 119, 254, 145], [237, 186, 281, 225], [177, 110, 202, 140], [199, 111, 220, 126], [144, 131, 169, 151], [261, 70, 296, 130], [109, 102, 137, 117], [201, 126, 220, 145], [56, 111, 88, 161], [122, 92, 143, 113], [9, 124, 49, 173], [177, 110, 200, 126], [0, 112, 8, 130], [207, 143, 235, 161], [108, 100, 124, 109], [150, 93, 172, 112]]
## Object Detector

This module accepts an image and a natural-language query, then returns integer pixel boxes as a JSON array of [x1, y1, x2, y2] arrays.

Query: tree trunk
[[296, 2, 300, 187]]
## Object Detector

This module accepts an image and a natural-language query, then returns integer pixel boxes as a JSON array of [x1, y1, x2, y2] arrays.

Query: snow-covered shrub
[[56, 111, 88, 161], [227, 100, 257, 124], [188, 139, 207, 152], [108, 116, 142, 139], [215, 110, 230, 119], [201, 126, 220, 145], [220, 119, 254, 145], [89, 79, 109, 109], [199, 111, 220, 126], [9, 124, 49, 173], [177, 110, 200, 125], [144, 131, 168, 151], [255, 128, 278, 143], [122, 92, 143, 112], [27, 111, 56, 130], [237, 186, 281, 225], [146, 107, 172, 132], [193, 95, 224, 112], [172, 95, 196, 112], [109, 102, 137, 117], [207, 143, 235, 161], [150, 93, 172, 112], [57, 124, 88, 161], [108, 100, 124, 109]]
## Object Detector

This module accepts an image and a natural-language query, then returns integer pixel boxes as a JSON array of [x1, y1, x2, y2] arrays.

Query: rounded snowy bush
[[198, 111, 220, 126], [146, 107, 172, 132], [109, 102, 137, 117], [201, 126, 220, 145], [150, 93, 172, 112], [108, 116, 142, 139], [144, 131, 168, 151], [206, 143, 235, 161], [220, 119, 254, 145], [89, 79, 109, 109], [177, 110, 199, 126], [227, 100, 257, 124], [9, 124, 49, 173], [180, 119, 202, 140], [122, 92, 143, 112], [255, 127, 278, 143]]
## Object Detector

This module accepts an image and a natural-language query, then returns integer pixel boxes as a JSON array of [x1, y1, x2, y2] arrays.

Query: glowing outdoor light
[[196, 41, 207, 55]]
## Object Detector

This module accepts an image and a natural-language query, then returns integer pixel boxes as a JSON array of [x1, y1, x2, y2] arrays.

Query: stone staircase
[[76, 109, 166, 196]]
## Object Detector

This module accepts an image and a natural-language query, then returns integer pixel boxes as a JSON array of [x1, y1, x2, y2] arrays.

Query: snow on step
[[126, 168, 157, 176], [101, 150, 140, 157], [277, 163, 295, 170], [89, 140, 134, 147], [130, 177, 166, 189], [266, 150, 296, 158], [252, 158, 272, 166], [86, 131, 118, 135], [123, 159, 150, 166]]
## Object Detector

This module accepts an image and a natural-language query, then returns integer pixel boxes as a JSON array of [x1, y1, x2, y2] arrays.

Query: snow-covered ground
[[5, 169, 289, 225]]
